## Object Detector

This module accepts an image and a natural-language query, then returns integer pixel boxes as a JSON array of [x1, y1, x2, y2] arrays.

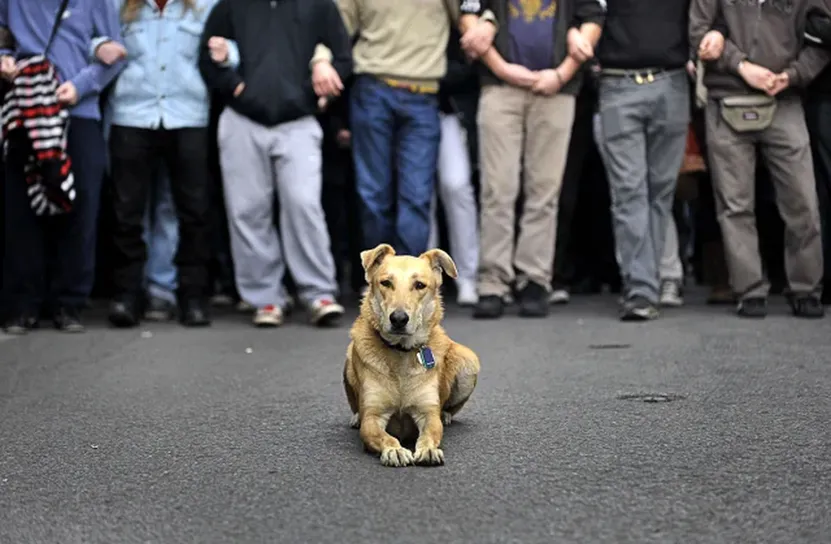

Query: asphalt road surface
[[1, 292, 830, 544]]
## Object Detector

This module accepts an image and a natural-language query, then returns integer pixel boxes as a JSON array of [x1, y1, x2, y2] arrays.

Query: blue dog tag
[[417, 347, 435, 369]]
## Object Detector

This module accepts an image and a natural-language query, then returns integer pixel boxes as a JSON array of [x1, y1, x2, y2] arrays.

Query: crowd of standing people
[[1, 0, 830, 336]]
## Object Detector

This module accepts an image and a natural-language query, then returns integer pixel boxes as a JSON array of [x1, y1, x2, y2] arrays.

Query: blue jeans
[[350, 76, 441, 255], [142, 169, 179, 303]]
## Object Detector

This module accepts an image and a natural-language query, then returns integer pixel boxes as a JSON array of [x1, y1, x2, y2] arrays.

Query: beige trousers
[[476, 85, 576, 296]]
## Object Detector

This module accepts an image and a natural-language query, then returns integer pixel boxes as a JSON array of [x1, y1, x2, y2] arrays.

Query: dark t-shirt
[[507, 0, 556, 71]]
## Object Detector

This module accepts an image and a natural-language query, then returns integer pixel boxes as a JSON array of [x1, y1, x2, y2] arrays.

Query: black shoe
[[109, 297, 139, 328], [180, 298, 211, 327], [788, 295, 825, 319], [3, 314, 37, 335], [473, 295, 504, 319], [53, 307, 85, 333], [518, 281, 549, 317], [144, 296, 175, 322], [619, 295, 659, 321], [737, 297, 767, 318]]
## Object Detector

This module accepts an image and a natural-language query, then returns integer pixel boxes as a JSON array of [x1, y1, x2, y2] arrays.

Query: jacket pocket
[[177, 20, 204, 60]]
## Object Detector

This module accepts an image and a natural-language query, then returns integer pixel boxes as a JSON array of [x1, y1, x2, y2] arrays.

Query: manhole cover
[[616, 393, 685, 403]]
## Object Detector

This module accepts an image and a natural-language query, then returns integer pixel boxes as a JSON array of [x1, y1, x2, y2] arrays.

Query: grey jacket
[[689, 0, 831, 98]]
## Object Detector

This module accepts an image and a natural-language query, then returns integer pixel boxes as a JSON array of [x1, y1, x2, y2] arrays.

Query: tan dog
[[343, 244, 481, 467]]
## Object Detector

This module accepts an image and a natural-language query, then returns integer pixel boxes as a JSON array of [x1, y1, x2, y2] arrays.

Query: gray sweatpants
[[217, 107, 337, 308], [595, 68, 690, 303]]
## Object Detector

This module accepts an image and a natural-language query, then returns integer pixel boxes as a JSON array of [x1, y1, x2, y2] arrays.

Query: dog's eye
[[380, 279, 393, 289], [414, 281, 427, 290]]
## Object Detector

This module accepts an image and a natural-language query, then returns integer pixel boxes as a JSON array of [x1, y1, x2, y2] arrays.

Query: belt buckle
[[634, 70, 656, 85]]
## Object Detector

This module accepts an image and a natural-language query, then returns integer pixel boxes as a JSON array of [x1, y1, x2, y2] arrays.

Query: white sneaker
[[549, 289, 570, 304], [253, 305, 283, 327], [309, 298, 345, 327], [456, 279, 478, 306], [659, 280, 684, 307]]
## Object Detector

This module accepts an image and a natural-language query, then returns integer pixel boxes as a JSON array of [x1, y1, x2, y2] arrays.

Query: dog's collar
[[375, 331, 436, 369]]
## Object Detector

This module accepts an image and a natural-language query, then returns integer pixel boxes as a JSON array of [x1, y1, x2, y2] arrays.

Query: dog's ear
[[419, 248, 458, 279], [360, 244, 395, 281]]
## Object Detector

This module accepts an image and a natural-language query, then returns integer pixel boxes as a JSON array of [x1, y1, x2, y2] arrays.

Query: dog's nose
[[389, 309, 409, 329]]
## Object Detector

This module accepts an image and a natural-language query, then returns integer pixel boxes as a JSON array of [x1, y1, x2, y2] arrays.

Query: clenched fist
[[208, 36, 229, 64]]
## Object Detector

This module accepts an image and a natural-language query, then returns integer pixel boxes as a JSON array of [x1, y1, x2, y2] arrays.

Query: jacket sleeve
[[572, 0, 606, 28], [460, 0, 486, 16], [317, 0, 353, 83], [310, 0, 359, 66], [787, 0, 831, 88], [689, 0, 721, 60], [70, 0, 126, 100], [198, 0, 244, 99]]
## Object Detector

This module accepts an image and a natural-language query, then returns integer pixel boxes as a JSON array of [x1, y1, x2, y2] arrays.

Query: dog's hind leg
[[344, 362, 360, 428], [442, 343, 480, 424]]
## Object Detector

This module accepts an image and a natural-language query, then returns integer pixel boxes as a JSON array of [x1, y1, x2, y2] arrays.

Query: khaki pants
[[476, 85, 575, 296], [706, 96, 823, 298]]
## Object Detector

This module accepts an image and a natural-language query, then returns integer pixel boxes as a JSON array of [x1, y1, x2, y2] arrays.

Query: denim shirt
[[0, 0, 125, 120], [103, 0, 219, 130]]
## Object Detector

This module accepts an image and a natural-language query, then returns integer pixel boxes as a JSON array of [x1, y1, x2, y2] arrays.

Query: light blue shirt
[[103, 0, 220, 130]]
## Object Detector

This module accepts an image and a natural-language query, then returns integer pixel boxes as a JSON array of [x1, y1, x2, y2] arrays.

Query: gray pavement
[[1, 292, 830, 544]]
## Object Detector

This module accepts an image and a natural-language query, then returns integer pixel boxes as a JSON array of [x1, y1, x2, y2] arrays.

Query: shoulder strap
[[44, 0, 71, 56]]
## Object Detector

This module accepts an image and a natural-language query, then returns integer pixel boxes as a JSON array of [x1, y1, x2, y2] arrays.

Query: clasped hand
[[498, 64, 564, 95]]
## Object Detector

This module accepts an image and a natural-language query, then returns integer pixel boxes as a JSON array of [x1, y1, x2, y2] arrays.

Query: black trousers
[[552, 83, 597, 289], [804, 95, 831, 295], [108, 125, 211, 300], [3, 117, 106, 316]]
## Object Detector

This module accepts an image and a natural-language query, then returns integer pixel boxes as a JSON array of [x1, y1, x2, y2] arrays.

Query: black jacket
[[807, 7, 831, 95], [439, 25, 479, 115], [461, 0, 605, 95], [198, 0, 352, 127]]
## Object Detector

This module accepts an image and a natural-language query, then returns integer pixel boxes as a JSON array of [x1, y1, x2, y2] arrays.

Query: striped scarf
[[1, 54, 75, 216]]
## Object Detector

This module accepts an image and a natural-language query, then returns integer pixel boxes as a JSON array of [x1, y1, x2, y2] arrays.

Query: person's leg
[[804, 95, 831, 305], [143, 168, 180, 321], [658, 213, 685, 306], [107, 124, 161, 326], [551, 86, 594, 303], [516, 92, 576, 317], [473, 85, 526, 318], [51, 117, 108, 331], [705, 101, 766, 316], [435, 112, 479, 305], [2, 136, 46, 333], [217, 107, 286, 326], [165, 127, 212, 325], [394, 91, 441, 256], [760, 97, 824, 317], [646, 71, 690, 309], [596, 78, 654, 317], [350, 76, 396, 253], [272, 115, 344, 327]]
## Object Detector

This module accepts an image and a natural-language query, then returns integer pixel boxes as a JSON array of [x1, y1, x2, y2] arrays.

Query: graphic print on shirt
[[507, 0, 557, 71]]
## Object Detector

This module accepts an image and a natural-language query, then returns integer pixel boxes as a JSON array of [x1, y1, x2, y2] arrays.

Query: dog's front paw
[[380, 446, 414, 467], [349, 412, 360, 429], [414, 446, 445, 466], [441, 411, 452, 426]]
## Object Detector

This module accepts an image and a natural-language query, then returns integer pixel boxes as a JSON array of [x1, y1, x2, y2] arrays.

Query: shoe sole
[[312, 307, 344, 327], [254, 317, 283, 327]]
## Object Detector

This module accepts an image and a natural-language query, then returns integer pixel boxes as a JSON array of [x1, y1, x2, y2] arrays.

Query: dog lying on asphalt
[[343, 243, 481, 467]]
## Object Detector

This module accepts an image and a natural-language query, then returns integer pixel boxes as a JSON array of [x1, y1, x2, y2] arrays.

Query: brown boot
[[702, 240, 734, 305]]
